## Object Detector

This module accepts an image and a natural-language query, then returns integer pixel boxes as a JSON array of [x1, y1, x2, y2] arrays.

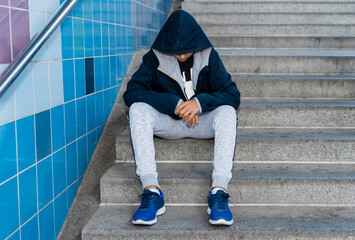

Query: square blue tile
[[87, 129, 97, 162], [101, 0, 108, 22], [94, 57, 103, 91], [17, 115, 36, 172], [14, 63, 34, 118], [73, 18, 84, 58], [37, 156, 53, 210], [77, 136, 87, 177], [75, 59, 86, 98], [67, 181, 78, 210], [0, 177, 19, 240], [102, 57, 110, 89], [76, 97, 87, 137], [102, 23, 109, 56], [39, 202, 55, 240], [33, 62, 50, 112], [93, 0, 101, 21], [35, 109, 52, 161], [51, 105, 65, 152], [84, 20, 93, 57], [85, 58, 95, 95], [83, 0, 93, 19], [0, 121, 17, 183], [86, 94, 96, 131], [62, 59, 75, 102], [49, 61, 64, 107], [20, 215, 39, 240], [95, 91, 104, 126], [0, 84, 15, 124], [72, 0, 83, 18], [54, 191, 67, 237], [66, 142, 78, 186], [61, 17, 73, 59], [93, 22, 102, 56], [65, 101, 76, 144], [52, 149, 66, 197], [109, 56, 116, 87], [19, 165, 37, 224]]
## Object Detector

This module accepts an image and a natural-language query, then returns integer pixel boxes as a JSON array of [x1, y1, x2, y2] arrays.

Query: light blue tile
[[14, 63, 34, 119], [67, 180, 78, 209], [95, 91, 104, 126], [17, 115, 36, 172], [35, 109, 52, 161], [83, 0, 93, 19], [73, 18, 84, 58], [86, 94, 96, 131], [48, 27, 62, 61], [87, 129, 97, 162], [61, 17, 73, 60], [66, 142, 78, 186], [76, 97, 87, 138], [102, 23, 109, 56], [115, 25, 122, 54], [0, 121, 17, 183], [51, 105, 65, 152], [77, 135, 87, 177], [108, 0, 115, 23], [75, 59, 86, 98], [7, 230, 20, 240], [20, 215, 39, 240], [0, 84, 15, 124], [33, 62, 50, 112], [37, 156, 53, 210], [102, 57, 110, 89], [65, 101, 76, 144], [52, 149, 66, 197], [54, 191, 67, 237], [29, 8, 47, 38], [39, 202, 55, 240], [62, 59, 75, 102], [19, 165, 37, 224], [49, 61, 64, 107], [115, 0, 121, 24], [72, 0, 83, 18], [101, 0, 108, 22], [0, 177, 19, 240], [93, 22, 102, 56], [84, 20, 93, 58], [109, 24, 116, 56], [46, 0, 59, 13], [93, 0, 101, 21], [94, 57, 103, 91], [109, 56, 116, 87], [29, 0, 46, 11]]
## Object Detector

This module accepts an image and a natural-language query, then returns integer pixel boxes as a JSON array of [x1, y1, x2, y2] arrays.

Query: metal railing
[[0, 0, 79, 98]]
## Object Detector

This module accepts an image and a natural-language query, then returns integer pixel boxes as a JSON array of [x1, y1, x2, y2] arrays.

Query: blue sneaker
[[132, 189, 165, 225], [207, 189, 233, 225]]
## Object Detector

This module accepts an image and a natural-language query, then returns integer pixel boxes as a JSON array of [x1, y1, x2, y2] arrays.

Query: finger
[[195, 115, 199, 123], [176, 101, 187, 114]]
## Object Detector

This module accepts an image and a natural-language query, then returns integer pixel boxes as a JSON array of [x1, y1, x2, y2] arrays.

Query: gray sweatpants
[[129, 102, 238, 191]]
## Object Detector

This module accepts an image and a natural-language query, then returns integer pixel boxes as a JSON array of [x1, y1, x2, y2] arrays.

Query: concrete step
[[183, 2, 355, 13], [233, 75, 355, 99], [101, 162, 355, 204], [202, 24, 355, 36], [185, 0, 355, 2], [116, 128, 355, 162], [194, 13, 355, 25], [210, 36, 355, 49], [218, 49, 355, 74], [82, 205, 355, 240]]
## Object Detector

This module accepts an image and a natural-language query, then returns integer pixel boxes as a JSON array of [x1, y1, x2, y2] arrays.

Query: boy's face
[[174, 52, 193, 62]]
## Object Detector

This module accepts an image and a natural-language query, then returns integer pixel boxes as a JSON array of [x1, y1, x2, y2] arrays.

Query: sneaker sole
[[207, 207, 234, 226], [132, 206, 166, 225]]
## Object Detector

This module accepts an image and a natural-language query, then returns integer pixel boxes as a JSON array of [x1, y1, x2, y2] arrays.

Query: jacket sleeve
[[123, 51, 181, 115], [195, 48, 240, 113]]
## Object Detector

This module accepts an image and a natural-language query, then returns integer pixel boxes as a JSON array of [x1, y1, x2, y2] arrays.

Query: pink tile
[[0, 7, 11, 64], [10, 0, 28, 9], [11, 9, 30, 60], [0, 0, 8, 6]]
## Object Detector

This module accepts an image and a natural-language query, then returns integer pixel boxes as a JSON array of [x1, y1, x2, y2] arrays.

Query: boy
[[123, 9, 240, 226]]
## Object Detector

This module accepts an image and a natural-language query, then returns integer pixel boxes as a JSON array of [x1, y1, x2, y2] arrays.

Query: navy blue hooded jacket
[[123, 10, 240, 119]]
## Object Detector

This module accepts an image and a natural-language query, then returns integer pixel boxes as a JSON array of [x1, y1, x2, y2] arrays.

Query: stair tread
[[218, 49, 355, 57]]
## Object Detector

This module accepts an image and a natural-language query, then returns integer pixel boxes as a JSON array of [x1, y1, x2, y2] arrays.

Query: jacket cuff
[[174, 99, 183, 115], [194, 97, 202, 113]]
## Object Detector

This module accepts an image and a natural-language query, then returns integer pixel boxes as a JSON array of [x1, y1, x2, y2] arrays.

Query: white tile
[[48, 26, 62, 61], [14, 63, 34, 118], [49, 61, 63, 107], [46, 0, 60, 13], [33, 62, 50, 112], [0, 84, 15, 125], [29, 0, 47, 12], [30, 11, 49, 62]]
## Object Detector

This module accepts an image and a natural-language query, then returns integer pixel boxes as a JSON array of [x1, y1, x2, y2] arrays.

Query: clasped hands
[[176, 99, 199, 126]]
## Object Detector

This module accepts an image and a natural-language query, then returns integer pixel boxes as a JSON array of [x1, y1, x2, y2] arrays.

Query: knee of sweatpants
[[213, 105, 237, 125], [129, 102, 156, 126]]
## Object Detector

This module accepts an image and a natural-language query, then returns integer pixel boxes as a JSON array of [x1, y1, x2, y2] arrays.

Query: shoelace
[[212, 192, 230, 209], [139, 192, 157, 209]]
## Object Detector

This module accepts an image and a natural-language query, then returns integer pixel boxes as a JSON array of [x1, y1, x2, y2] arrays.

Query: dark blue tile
[[75, 59, 86, 98], [60, 17, 73, 59], [84, 20, 93, 57], [0, 177, 19, 240], [95, 92, 104, 126], [54, 191, 67, 237], [102, 23, 109, 56], [85, 58, 95, 95], [52, 149, 66, 197], [17, 115, 36, 172], [93, 0, 101, 21], [65, 101, 76, 144], [83, 0, 92, 19], [66, 142, 78, 186], [94, 57, 103, 91], [62, 60, 75, 102], [0, 122, 16, 183], [20, 215, 39, 240], [67, 181, 79, 210], [110, 56, 116, 87], [73, 18, 84, 58], [87, 129, 97, 162], [101, 0, 108, 22], [86, 94, 96, 131], [109, 24, 116, 56], [93, 22, 102, 57], [19, 166, 37, 224], [37, 156, 53, 209], [76, 97, 87, 137], [72, 0, 83, 18], [35, 110, 52, 161], [77, 136, 87, 177], [102, 57, 110, 89], [39, 202, 55, 240], [51, 105, 65, 152]]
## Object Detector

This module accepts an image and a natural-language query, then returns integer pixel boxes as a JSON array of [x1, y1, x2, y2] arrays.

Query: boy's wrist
[[193, 97, 202, 113]]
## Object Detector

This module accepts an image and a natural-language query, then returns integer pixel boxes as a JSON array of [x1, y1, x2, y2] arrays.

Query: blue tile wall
[[0, 0, 172, 239]]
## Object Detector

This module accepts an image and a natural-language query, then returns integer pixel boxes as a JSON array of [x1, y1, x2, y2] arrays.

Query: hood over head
[[151, 9, 212, 55]]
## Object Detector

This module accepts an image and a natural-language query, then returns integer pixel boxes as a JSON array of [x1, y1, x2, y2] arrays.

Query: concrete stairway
[[82, 0, 355, 239]]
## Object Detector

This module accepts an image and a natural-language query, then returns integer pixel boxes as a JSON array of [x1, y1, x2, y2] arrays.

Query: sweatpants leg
[[129, 102, 237, 191]]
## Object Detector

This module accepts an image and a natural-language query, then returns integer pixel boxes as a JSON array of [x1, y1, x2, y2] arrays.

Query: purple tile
[[11, 9, 30, 60], [10, 0, 28, 9], [0, 7, 11, 64], [0, 0, 8, 6]]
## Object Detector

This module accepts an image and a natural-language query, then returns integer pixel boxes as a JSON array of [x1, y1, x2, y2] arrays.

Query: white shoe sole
[[132, 206, 166, 225], [207, 207, 233, 226]]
